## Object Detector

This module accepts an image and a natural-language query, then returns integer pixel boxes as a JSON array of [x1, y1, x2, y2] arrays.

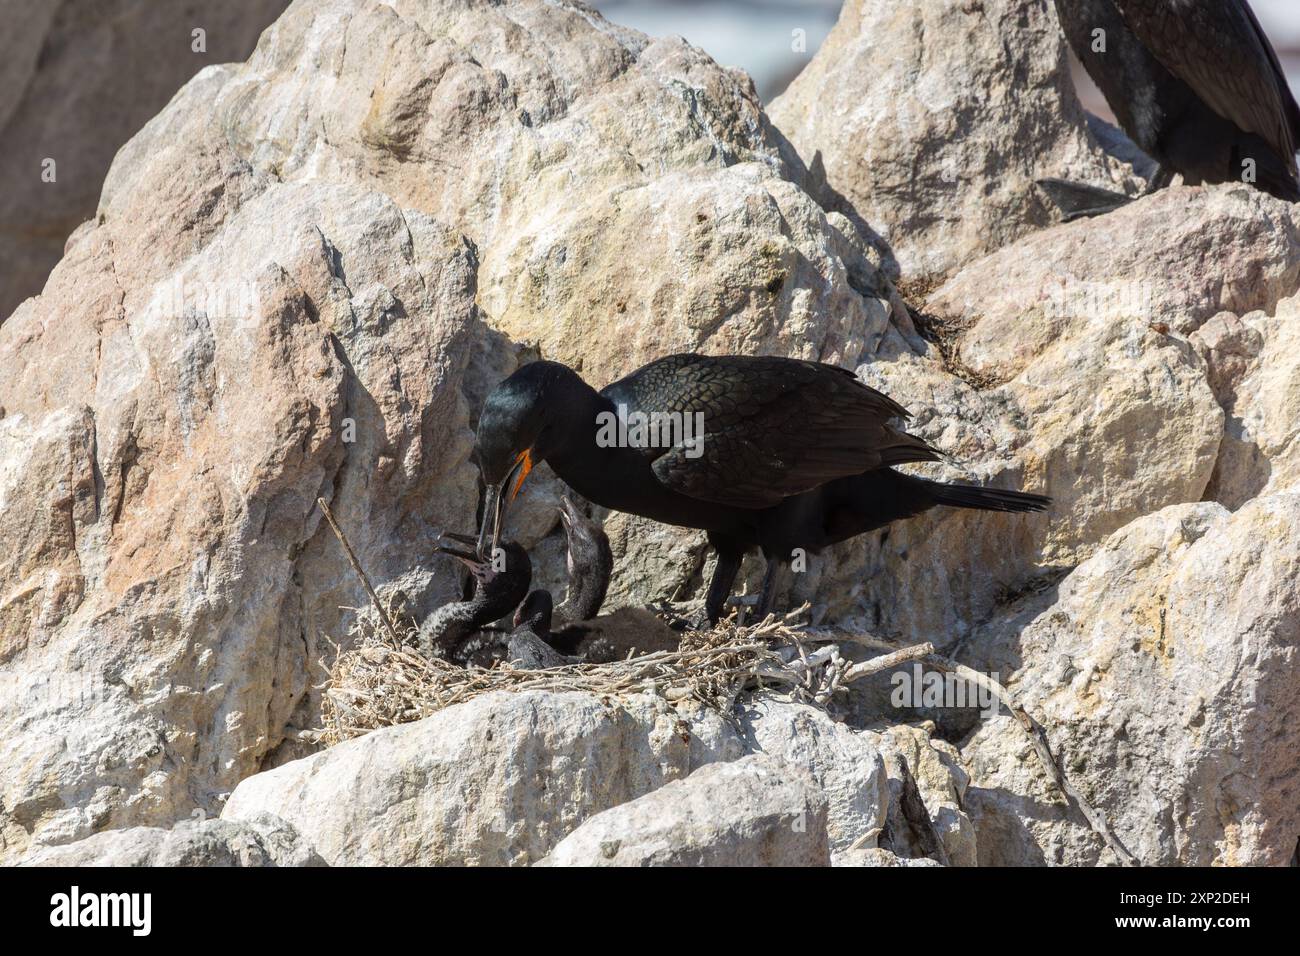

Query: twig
[[316, 496, 402, 644], [842, 642, 935, 682], [920, 653, 1140, 867]]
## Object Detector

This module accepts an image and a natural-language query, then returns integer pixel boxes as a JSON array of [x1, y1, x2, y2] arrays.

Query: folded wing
[[600, 353, 938, 509]]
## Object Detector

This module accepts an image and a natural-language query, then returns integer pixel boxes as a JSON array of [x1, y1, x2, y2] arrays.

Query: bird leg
[[703, 548, 743, 626], [754, 557, 787, 624], [1141, 164, 1175, 196]]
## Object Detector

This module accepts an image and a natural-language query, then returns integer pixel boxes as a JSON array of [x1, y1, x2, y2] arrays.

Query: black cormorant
[[1044, 0, 1300, 218], [473, 354, 1049, 625], [541, 495, 681, 660], [505, 590, 574, 669], [554, 495, 613, 623]]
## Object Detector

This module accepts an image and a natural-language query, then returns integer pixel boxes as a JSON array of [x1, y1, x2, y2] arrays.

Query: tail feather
[[923, 479, 1050, 514]]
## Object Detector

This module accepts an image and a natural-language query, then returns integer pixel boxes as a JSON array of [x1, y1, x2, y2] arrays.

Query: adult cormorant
[[473, 355, 1049, 625], [1045, 0, 1300, 217]]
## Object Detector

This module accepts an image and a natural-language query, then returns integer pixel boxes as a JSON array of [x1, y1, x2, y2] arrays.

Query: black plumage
[[1054, 0, 1300, 207], [417, 536, 532, 660], [554, 495, 612, 624], [474, 354, 1049, 625], [506, 590, 573, 669], [541, 496, 681, 662]]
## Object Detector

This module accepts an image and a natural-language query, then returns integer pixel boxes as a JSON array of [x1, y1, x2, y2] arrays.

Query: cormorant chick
[[505, 590, 575, 669], [554, 495, 613, 623], [1043, 0, 1300, 219], [473, 355, 1049, 625], [417, 534, 531, 660], [543, 496, 681, 661]]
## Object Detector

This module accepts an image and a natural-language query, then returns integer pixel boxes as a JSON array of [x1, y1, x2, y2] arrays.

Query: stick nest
[[315, 603, 856, 746]]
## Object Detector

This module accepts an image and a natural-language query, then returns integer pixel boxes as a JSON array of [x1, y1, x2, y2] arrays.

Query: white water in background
[[594, 0, 1300, 105]]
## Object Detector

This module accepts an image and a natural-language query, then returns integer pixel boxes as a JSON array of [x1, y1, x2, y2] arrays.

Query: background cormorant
[[1047, 0, 1300, 216], [474, 354, 1049, 625]]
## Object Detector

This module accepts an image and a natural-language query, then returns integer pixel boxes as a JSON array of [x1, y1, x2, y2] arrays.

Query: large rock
[[770, 0, 1145, 281], [963, 495, 1300, 866], [0, 0, 905, 861], [209, 0, 907, 386], [920, 184, 1300, 561], [834, 847, 943, 867], [876, 724, 977, 867], [0, 0, 292, 322], [738, 696, 889, 854], [0, 157, 485, 859], [19, 812, 323, 867], [1197, 297, 1300, 508], [221, 691, 743, 866], [538, 754, 830, 866]]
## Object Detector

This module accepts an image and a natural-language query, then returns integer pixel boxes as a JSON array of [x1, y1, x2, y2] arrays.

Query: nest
[[314, 602, 871, 746], [312, 596, 1139, 864]]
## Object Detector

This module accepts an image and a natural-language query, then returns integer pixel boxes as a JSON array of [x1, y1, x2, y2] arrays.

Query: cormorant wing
[[1113, 0, 1300, 173], [599, 353, 938, 510]]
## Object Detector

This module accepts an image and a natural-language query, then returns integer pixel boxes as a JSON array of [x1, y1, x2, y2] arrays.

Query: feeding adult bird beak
[[477, 449, 534, 557]]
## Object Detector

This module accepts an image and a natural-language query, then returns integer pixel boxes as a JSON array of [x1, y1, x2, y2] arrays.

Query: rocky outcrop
[[770, 0, 1147, 281], [221, 692, 743, 866], [19, 812, 323, 867], [834, 847, 944, 867], [1, 0, 1297, 869], [0, 169, 485, 859], [876, 724, 976, 867], [208, 0, 904, 387], [0, 0, 292, 322], [538, 755, 831, 866], [962, 495, 1300, 866], [0, 0, 902, 862]]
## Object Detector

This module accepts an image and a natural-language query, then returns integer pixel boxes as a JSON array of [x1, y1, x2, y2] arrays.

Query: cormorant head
[[558, 495, 613, 621], [512, 588, 554, 632], [474, 361, 594, 556]]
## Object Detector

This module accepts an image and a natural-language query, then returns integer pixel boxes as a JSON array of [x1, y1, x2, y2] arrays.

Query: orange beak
[[510, 448, 534, 502]]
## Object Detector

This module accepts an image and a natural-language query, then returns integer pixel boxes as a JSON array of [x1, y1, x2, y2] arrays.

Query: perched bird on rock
[[473, 354, 1049, 625], [1042, 0, 1300, 218], [417, 534, 531, 660]]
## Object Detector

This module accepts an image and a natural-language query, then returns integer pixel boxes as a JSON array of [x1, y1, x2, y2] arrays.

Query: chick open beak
[[477, 449, 534, 558], [436, 532, 485, 568], [558, 494, 581, 530]]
